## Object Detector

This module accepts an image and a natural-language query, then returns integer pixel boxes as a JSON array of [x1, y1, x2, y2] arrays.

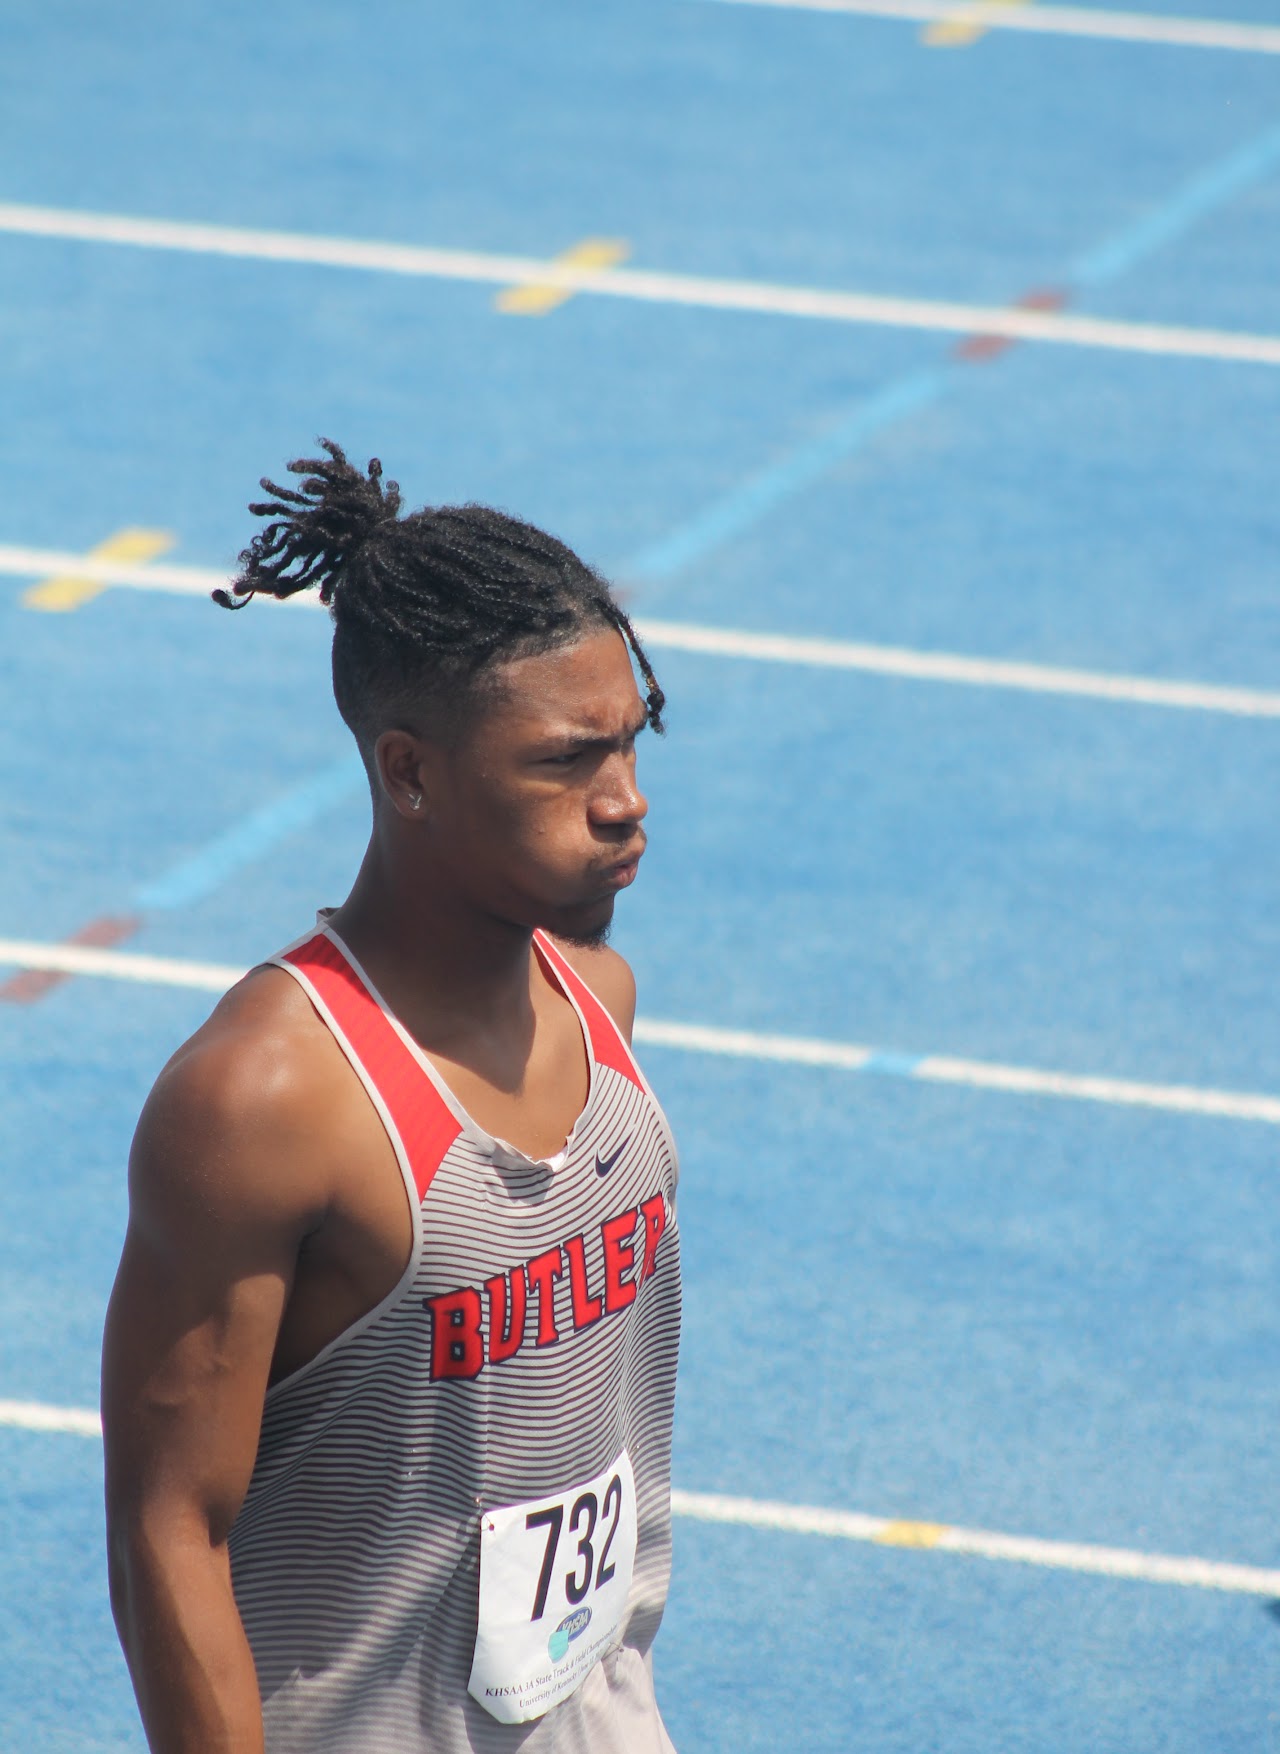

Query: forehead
[[479, 627, 645, 738]]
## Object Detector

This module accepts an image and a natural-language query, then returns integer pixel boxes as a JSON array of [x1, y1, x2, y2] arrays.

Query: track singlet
[[228, 923, 681, 1754]]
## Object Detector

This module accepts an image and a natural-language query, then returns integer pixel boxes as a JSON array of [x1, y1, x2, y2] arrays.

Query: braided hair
[[216, 440, 665, 752]]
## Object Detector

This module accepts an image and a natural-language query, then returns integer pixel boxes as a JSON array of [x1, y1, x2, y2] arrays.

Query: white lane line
[[4, 938, 1279, 1126], [1, 1398, 1274, 1598], [633, 1020, 1280, 1123], [906, 1054, 1280, 1123], [703, 0, 1280, 54], [0, 1399, 102, 1436], [0, 937, 238, 992], [635, 1017, 877, 1072], [5, 546, 1280, 722], [0, 544, 225, 598], [637, 618, 1280, 720], [2, 201, 1279, 366], [670, 1489, 1280, 1596]]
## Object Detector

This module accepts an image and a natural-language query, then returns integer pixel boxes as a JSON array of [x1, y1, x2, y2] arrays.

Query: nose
[[592, 753, 648, 831]]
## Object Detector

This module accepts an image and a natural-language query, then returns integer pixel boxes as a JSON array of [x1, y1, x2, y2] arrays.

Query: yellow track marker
[[24, 527, 174, 611], [876, 1519, 947, 1549], [496, 238, 630, 315], [924, 0, 1032, 46]]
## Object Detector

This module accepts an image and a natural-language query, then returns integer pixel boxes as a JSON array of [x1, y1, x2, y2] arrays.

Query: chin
[[554, 918, 613, 950], [545, 896, 616, 949]]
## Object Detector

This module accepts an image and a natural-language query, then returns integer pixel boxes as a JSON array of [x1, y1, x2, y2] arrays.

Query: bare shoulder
[[130, 965, 344, 1238], [548, 938, 638, 1042], [105, 966, 350, 1535]]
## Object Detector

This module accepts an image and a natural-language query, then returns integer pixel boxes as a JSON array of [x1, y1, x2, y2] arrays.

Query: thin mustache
[[598, 832, 647, 872]]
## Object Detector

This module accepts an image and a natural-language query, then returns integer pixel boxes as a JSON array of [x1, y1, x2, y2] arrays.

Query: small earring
[[408, 792, 422, 810]]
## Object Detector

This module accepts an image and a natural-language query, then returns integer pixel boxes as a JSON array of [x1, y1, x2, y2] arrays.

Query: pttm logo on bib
[[468, 1450, 638, 1725]]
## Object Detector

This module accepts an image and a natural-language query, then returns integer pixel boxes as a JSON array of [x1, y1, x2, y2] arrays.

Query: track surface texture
[[2, 3, 1279, 1750]]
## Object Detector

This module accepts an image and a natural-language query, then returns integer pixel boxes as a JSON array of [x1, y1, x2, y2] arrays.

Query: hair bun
[[215, 439, 402, 609]]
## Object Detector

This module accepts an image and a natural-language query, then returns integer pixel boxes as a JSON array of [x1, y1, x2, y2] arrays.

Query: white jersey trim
[[260, 944, 425, 1402], [536, 935, 683, 1195], [322, 922, 600, 1168]]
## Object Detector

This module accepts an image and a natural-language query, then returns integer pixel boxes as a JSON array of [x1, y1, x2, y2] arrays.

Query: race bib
[[468, 1450, 638, 1725]]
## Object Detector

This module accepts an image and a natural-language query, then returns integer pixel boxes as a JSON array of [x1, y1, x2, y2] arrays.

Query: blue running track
[[2, 3, 1279, 1748]]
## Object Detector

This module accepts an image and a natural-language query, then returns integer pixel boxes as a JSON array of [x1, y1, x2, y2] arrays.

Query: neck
[[328, 831, 537, 1041]]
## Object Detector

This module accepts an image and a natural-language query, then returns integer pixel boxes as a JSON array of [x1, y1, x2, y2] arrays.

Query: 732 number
[[525, 1473, 623, 1621]]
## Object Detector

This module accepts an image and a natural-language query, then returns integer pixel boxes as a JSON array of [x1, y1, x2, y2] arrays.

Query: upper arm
[[102, 1020, 326, 1545], [551, 940, 638, 1042]]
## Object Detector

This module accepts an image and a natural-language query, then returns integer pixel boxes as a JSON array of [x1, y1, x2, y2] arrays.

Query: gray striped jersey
[[227, 924, 682, 1754]]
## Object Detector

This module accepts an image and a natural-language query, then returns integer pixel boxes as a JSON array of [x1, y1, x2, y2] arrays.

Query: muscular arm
[[102, 991, 327, 1754]]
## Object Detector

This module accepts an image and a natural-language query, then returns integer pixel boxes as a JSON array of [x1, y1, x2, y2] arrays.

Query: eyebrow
[[546, 709, 650, 753]]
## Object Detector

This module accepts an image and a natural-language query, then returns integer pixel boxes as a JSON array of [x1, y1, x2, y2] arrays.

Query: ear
[[373, 727, 433, 821]]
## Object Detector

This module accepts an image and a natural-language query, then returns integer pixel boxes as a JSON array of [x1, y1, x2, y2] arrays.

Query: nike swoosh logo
[[595, 1140, 629, 1178]]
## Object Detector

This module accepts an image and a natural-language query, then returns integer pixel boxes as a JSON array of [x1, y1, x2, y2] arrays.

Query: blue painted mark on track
[[1072, 119, 1280, 288], [625, 371, 944, 580], [859, 1049, 927, 1077], [624, 117, 1280, 593], [5, 6, 1280, 1752], [135, 754, 365, 911], [31, 109, 1280, 977]]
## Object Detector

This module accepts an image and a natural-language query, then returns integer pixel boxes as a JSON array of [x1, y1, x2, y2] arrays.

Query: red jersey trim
[[534, 932, 644, 1093], [282, 933, 461, 1202]]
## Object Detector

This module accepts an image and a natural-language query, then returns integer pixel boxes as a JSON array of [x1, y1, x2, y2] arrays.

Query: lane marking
[[1, 202, 1279, 365], [876, 1517, 948, 1546], [23, 527, 172, 612], [496, 237, 630, 314], [636, 287, 1056, 554], [0, 1400, 102, 1437], [954, 285, 1067, 361], [625, 120, 1280, 566], [2, 1400, 1275, 1598], [634, 618, 1280, 719], [0, 544, 227, 596], [0, 755, 363, 1004], [627, 122, 1280, 565], [670, 1490, 1280, 1595], [1072, 121, 1280, 289], [3, 937, 1278, 1125], [924, 0, 1033, 48], [634, 1018, 1280, 1123], [0, 914, 140, 1004], [0, 938, 237, 993], [3, 544, 1280, 720], [626, 371, 945, 577], [11, 98, 1247, 643], [11, 136, 1253, 651], [702, 0, 1280, 55], [11, 124, 1259, 1016], [907, 1053, 1280, 1121], [12, 156, 1222, 968], [135, 755, 366, 911], [5, 131, 1255, 628]]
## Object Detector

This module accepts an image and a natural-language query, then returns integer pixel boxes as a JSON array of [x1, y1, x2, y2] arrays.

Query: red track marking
[[955, 286, 1069, 362], [0, 914, 142, 1003]]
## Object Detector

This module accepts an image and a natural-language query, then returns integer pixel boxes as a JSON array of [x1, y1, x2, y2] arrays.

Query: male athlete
[[102, 442, 681, 1754]]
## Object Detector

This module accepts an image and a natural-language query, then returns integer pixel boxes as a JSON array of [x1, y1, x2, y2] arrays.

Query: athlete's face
[[407, 628, 651, 943]]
